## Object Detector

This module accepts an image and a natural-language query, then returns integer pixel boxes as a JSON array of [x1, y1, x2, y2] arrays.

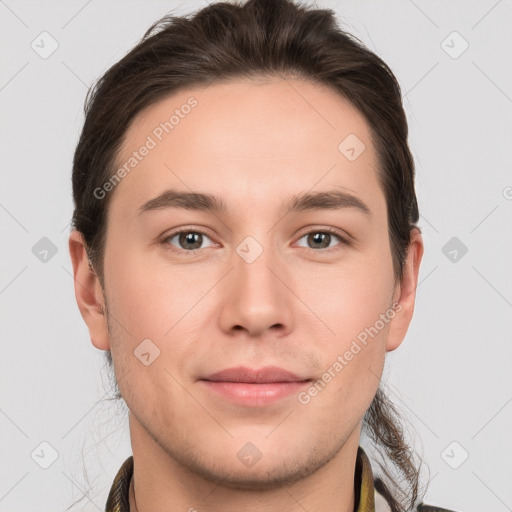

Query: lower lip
[[200, 380, 311, 406]]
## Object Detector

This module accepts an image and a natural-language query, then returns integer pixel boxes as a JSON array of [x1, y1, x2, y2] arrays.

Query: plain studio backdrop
[[1, 1, 511, 511]]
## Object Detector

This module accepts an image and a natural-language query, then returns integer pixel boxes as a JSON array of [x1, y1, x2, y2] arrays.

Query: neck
[[128, 412, 361, 512]]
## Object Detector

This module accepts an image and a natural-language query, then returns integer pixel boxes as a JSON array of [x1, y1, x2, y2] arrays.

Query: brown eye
[[163, 230, 215, 252], [307, 232, 332, 249], [295, 229, 349, 252]]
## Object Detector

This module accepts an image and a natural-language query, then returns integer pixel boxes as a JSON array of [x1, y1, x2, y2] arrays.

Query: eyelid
[[295, 225, 352, 243]]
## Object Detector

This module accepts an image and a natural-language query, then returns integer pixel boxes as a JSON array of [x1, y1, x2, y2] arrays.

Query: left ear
[[386, 228, 424, 352]]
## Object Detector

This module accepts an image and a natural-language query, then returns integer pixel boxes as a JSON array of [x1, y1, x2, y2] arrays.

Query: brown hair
[[71, 0, 423, 510]]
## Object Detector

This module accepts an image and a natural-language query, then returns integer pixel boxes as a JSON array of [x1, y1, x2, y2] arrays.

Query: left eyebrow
[[137, 188, 370, 217], [282, 190, 371, 217]]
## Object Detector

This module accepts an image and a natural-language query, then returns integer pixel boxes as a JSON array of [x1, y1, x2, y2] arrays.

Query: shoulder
[[374, 478, 462, 512], [416, 505, 462, 512]]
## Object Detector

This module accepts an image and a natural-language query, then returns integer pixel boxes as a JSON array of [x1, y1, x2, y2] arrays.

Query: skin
[[69, 76, 423, 512]]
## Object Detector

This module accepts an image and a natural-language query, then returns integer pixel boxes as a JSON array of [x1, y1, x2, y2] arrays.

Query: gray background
[[1, 0, 511, 511]]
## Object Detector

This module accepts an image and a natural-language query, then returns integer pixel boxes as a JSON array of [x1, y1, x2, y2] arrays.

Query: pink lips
[[200, 366, 311, 406]]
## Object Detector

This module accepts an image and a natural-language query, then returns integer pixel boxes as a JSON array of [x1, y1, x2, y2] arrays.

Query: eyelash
[[159, 227, 351, 256]]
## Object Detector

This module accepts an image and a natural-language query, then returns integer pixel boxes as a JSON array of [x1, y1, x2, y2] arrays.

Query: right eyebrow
[[137, 189, 227, 216]]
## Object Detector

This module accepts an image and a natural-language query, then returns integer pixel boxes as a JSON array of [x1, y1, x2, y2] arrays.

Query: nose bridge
[[234, 233, 280, 298]]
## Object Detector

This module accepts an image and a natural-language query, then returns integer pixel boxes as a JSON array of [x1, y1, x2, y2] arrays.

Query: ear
[[386, 228, 424, 352], [68, 230, 110, 351]]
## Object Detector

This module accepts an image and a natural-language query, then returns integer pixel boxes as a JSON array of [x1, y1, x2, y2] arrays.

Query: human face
[[77, 76, 415, 489]]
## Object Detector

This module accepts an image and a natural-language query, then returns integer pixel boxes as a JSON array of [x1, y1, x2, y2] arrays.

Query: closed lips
[[202, 365, 311, 383]]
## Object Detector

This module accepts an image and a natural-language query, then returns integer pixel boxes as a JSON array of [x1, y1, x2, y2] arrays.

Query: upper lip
[[202, 366, 311, 383]]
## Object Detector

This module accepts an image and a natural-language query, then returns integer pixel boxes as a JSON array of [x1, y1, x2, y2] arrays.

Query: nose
[[217, 240, 294, 339]]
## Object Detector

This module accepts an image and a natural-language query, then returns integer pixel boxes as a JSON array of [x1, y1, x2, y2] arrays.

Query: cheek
[[299, 246, 395, 341], [295, 244, 394, 398], [105, 244, 208, 341], [296, 272, 392, 426], [103, 251, 201, 410]]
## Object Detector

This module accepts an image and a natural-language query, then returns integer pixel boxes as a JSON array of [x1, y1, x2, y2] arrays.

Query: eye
[[160, 226, 350, 255], [162, 229, 216, 253], [295, 228, 350, 252]]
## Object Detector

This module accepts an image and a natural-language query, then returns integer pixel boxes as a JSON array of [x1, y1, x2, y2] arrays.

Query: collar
[[105, 446, 389, 512]]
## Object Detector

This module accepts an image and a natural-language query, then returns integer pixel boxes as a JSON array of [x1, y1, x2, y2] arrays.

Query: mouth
[[199, 366, 312, 407]]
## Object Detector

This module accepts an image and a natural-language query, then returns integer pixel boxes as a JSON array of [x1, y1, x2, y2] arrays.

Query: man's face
[[90, 77, 406, 488]]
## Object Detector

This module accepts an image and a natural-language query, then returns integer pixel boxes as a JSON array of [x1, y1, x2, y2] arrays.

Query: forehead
[[109, 77, 382, 218]]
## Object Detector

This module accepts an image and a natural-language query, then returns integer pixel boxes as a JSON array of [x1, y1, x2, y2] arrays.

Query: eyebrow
[[137, 189, 370, 217]]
